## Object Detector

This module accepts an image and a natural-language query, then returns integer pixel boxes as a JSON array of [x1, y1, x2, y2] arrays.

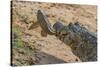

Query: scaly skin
[[56, 22, 97, 61], [37, 10, 97, 62], [37, 10, 55, 35]]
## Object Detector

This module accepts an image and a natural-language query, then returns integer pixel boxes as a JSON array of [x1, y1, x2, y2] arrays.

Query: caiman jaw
[[37, 9, 56, 35]]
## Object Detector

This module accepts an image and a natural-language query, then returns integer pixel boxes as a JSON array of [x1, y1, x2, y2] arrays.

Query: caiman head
[[37, 9, 66, 36]]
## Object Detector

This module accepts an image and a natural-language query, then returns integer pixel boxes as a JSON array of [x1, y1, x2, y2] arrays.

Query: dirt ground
[[11, 1, 97, 66]]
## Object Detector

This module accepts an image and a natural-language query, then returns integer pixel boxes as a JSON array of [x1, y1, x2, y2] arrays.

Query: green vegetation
[[12, 38, 24, 49], [12, 26, 35, 52], [12, 26, 23, 47], [12, 26, 23, 37]]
